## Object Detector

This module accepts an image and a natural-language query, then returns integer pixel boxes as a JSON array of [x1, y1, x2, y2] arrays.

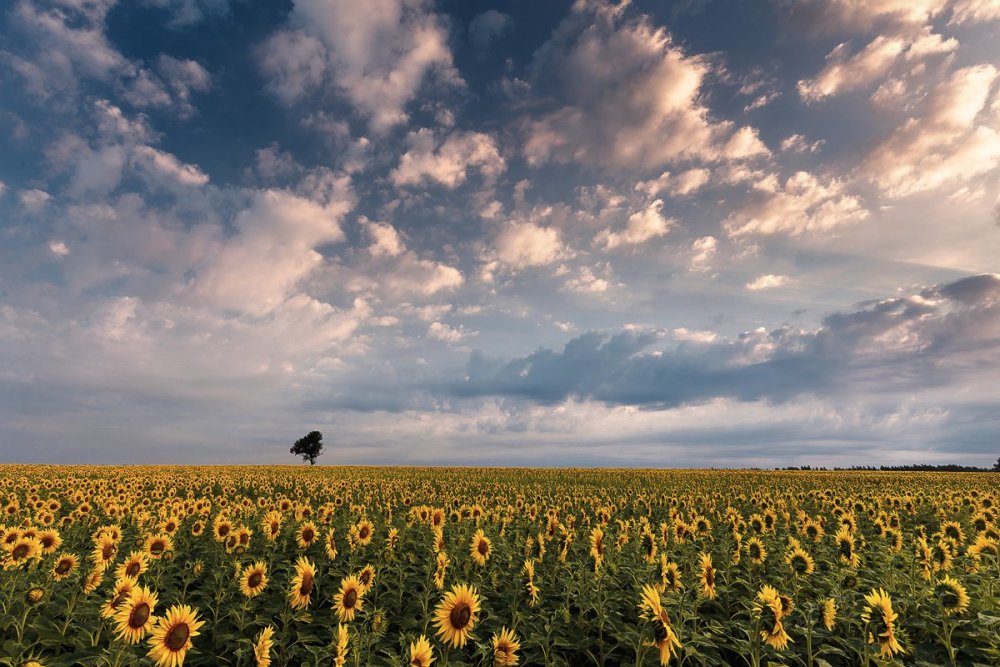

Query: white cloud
[[259, 0, 460, 131], [672, 327, 717, 343], [522, 1, 766, 170], [192, 189, 350, 316], [798, 35, 908, 101], [777, 0, 949, 33], [428, 321, 475, 343], [563, 265, 611, 294], [634, 168, 712, 197], [780, 134, 825, 154], [746, 274, 791, 290], [20, 189, 53, 211], [865, 64, 1000, 197], [48, 240, 70, 256], [494, 221, 568, 270], [132, 146, 210, 187], [361, 218, 405, 257], [595, 199, 674, 249], [390, 129, 505, 189], [689, 236, 718, 272], [724, 171, 869, 236], [949, 0, 1000, 24]]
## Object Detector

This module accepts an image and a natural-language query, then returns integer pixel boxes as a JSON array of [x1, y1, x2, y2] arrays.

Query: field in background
[[2, 466, 999, 666]]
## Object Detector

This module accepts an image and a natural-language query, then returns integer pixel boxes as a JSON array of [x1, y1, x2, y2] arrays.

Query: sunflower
[[433, 527, 446, 553], [590, 527, 605, 571], [754, 585, 792, 651], [746, 537, 766, 566], [386, 527, 399, 551], [262, 511, 282, 542], [786, 545, 815, 576], [146, 604, 204, 667], [213, 517, 233, 542], [523, 558, 539, 607], [116, 551, 149, 581], [82, 568, 104, 594], [357, 564, 376, 593], [470, 529, 492, 566], [641, 528, 657, 564], [288, 556, 316, 610], [333, 575, 364, 622], [915, 535, 934, 580], [639, 584, 682, 665], [101, 576, 137, 619], [861, 588, 904, 659], [37, 529, 61, 555], [492, 626, 521, 667], [934, 575, 970, 616], [931, 538, 953, 573], [4, 536, 42, 570], [698, 552, 716, 600], [941, 521, 965, 544], [433, 583, 481, 648], [325, 529, 339, 560], [354, 519, 374, 546], [835, 528, 859, 568], [409, 635, 435, 667], [51, 552, 79, 580], [114, 585, 158, 644], [144, 533, 173, 560], [239, 561, 268, 598], [296, 521, 319, 549], [333, 623, 349, 667], [253, 626, 274, 667], [434, 551, 449, 590], [822, 597, 837, 631], [661, 559, 682, 594]]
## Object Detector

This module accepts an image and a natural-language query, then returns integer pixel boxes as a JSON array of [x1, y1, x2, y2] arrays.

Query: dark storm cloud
[[449, 274, 1000, 408]]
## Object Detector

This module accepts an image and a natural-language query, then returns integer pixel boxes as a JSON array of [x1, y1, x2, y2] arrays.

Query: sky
[[1, 0, 999, 467]]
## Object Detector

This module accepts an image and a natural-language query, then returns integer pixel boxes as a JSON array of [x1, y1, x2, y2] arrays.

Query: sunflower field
[[1, 465, 999, 667]]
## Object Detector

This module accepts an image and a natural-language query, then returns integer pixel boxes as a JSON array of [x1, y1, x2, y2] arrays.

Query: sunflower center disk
[[451, 603, 472, 629], [131, 603, 150, 628], [165, 622, 190, 650], [248, 572, 262, 588], [344, 588, 358, 607]]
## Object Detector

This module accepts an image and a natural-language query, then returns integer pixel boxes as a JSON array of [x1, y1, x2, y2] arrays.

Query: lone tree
[[993, 457, 1000, 472], [290, 431, 324, 465]]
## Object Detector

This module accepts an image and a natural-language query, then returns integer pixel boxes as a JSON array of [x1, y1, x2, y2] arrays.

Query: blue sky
[[1, 0, 999, 466]]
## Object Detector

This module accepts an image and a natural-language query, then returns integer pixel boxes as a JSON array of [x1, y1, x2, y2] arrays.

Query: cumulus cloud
[[949, 0, 1000, 24], [390, 129, 505, 189], [746, 274, 790, 290], [521, 0, 767, 170], [258, 0, 460, 131], [428, 321, 475, 343], [595, 199, 674, 249], [689, 236, 718, 272], [864, 64, 1000, 197], [492, 221, 569, 271], [724, 170, 868, 236], [451, 274, 1000, 407]]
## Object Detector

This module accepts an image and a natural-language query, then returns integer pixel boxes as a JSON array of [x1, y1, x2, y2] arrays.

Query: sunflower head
[[492, 626, 521, 667], [408, 635, 435, 667], [334, 575, 365, 622], [934, 576, 970, 616], [146, 604, 205, 667], [240, 561, 268, 598], [433, 583, 481, 648]]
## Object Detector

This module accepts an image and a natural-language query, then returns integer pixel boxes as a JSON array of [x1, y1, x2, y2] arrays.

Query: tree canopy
[[290, 431, 324, 465]]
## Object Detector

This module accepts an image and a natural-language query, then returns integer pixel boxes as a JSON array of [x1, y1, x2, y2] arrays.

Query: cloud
[[775, 0, 949, 33], [595, 199, 674, 249], [746, 274, 790, 290], [779, 134, 825, 153], [724, 171, 868, 236], [797, 30, 958, 103], [521, 0, 767, 170], [864, 64, 1000, 197], [142, 0, 232, 27], [192, 189, 351, 316], [390, 129, 505, 189], [428, 321, 475, 343], [689, 236, 718, 272], [258, 0, 460, 131], [361, 218, 405, 257], [949, 0, 1000, 24], [450, 274, 1000, 408], [493, 221, 569, 271], [469, 10, 512, 47]]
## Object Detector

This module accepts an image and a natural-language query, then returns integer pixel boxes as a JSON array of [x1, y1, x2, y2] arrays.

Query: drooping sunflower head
[[253, 626, 275, 667], [861, 588, 904, 659], [146, 603, 205, 667], [492, 626, 521, 667], [698, 552, 716, 600], [288, 556, 316, 610], [822, 597, 837, 631], [101, 576, 137, 619], [334, 575, 364, 622], [934, 576, 970, 616], [786, 546, 815, 576], [408, 635, 435, 667], [662, 561, 682, 593], [433, 583, 481, 648], [357, 564, 376, 593], [240, 561, 268, 598], [747, 537, 766, 566]]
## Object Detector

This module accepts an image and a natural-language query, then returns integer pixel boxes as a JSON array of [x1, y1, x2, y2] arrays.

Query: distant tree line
[[776, 459, 1000, 472]]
